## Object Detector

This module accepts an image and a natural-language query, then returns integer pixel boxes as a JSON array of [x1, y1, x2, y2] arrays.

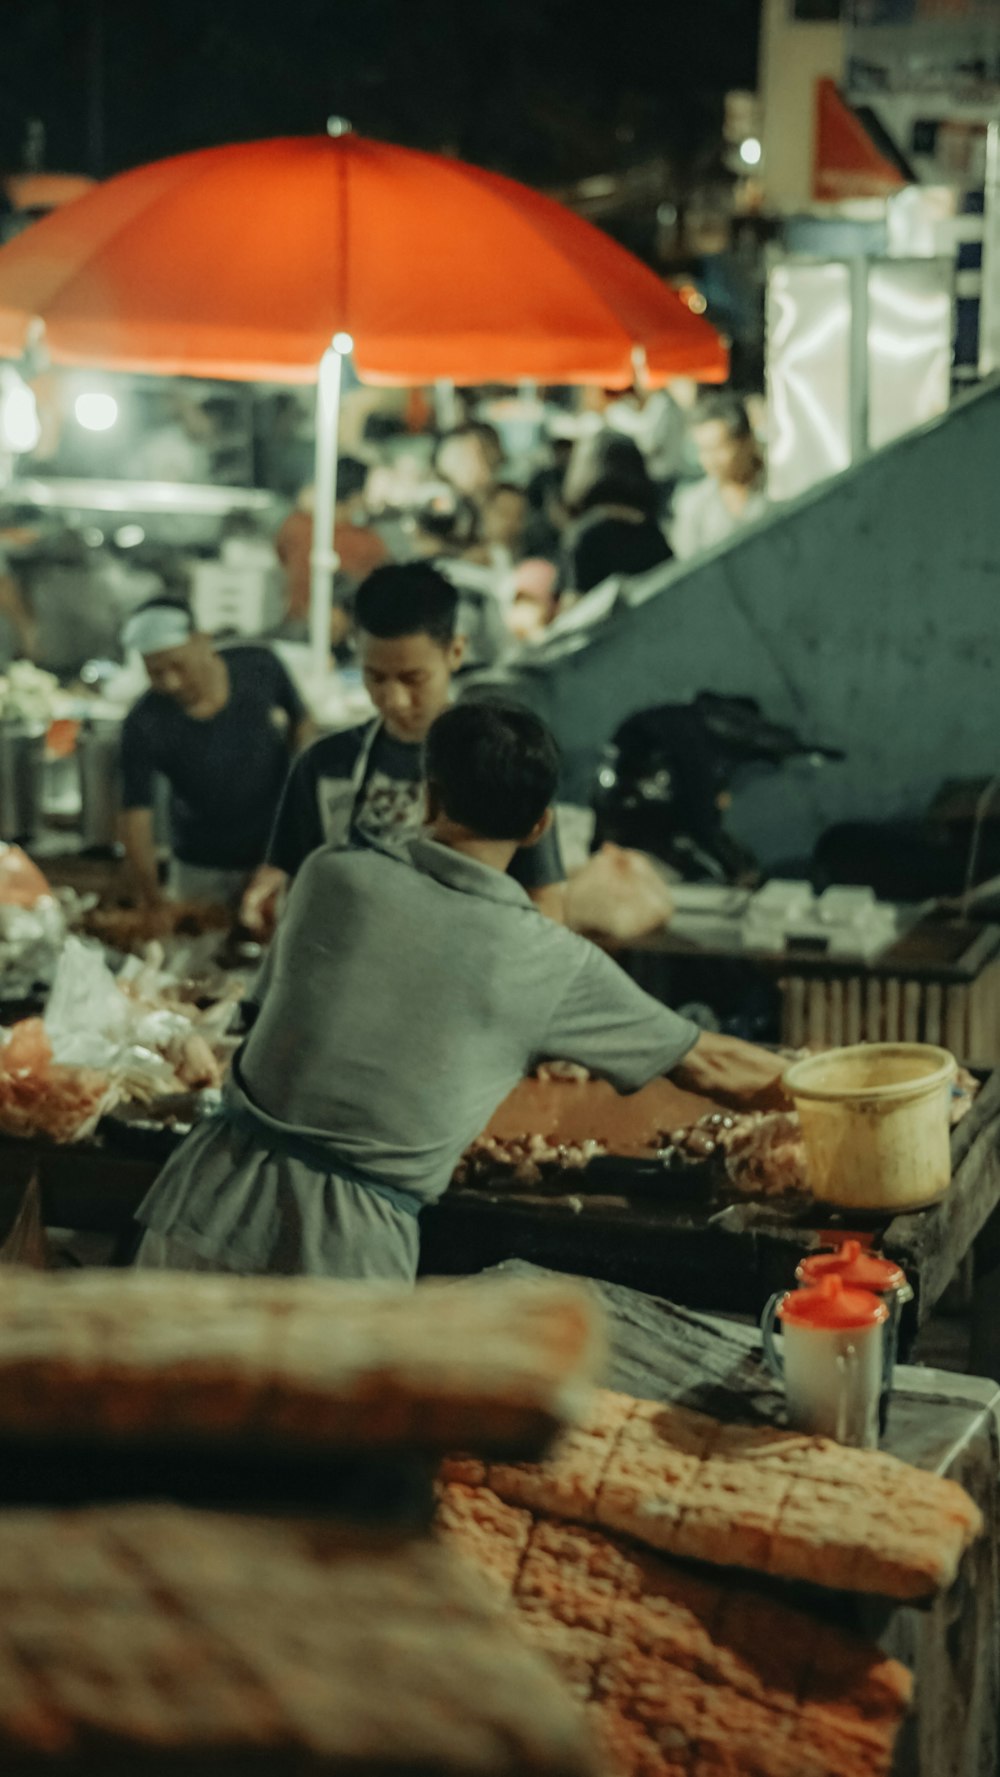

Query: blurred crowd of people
[[265, 378, 769, 672], [0, 377, 769, 683]]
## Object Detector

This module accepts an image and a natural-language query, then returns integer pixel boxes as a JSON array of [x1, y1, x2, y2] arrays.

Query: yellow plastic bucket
[[782, 1043, 956, 1211]]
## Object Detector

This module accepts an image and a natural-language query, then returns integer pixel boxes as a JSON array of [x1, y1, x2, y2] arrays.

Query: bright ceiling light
[[75, 391, 119, 431], [0, 374, 41, 454], [739, 136, 763, 168], [114, 524, 145, 548]]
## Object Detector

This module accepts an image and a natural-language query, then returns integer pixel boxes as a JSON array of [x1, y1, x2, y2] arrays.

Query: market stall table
[[488, 1258, 999, 1777], [0, 1069, 996, 1369]]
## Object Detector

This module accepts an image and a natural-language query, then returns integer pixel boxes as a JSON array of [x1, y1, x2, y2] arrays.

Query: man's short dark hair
[[424, 701, 560, 841], [354, 564, 458, 646], [691, 392, 752, 438]]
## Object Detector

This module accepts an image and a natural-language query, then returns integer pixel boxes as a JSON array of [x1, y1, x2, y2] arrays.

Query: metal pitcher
[[76, 718, 123, 850], [0, 721, 45, 843]]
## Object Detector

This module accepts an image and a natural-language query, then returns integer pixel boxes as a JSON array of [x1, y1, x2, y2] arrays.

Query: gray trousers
[[134, 1228, 247, 1274], [134, 1113, 421, 1283]]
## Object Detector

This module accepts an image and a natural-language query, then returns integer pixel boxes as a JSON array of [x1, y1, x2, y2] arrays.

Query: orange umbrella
[[0, 133, 724, 387], [0, 131, 726, 665]]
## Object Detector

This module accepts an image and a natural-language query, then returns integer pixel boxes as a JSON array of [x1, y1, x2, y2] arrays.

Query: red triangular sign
[[813, 77, 907, 201]]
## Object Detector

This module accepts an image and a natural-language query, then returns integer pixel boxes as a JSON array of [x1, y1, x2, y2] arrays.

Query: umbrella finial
[[326, 116, 353, 138]]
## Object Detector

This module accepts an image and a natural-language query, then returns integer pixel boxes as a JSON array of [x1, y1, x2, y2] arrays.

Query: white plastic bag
[[43, 937, 223, 1090], [564, 844, 675, 943], [44, 936, 130, 1068]]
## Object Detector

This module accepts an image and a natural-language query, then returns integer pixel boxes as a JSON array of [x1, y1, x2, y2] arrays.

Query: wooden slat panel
[[924, 982, 943, 1048], [784, 976, 806, 1049], [884, 977, 901, 1042], [807, 980, 828, 1048], [969, 974, 989, 1068], [983, 958, 1000, 1066], [845, 977, 862, 1045], [902, 981, 921, 1043], [865, 977, 882, 1044], [946, 985, 967, 1061], [827, 978, 844, 1047]]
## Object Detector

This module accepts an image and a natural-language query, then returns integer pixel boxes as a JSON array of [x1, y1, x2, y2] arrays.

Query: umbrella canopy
[[0, 134, 725, 387]]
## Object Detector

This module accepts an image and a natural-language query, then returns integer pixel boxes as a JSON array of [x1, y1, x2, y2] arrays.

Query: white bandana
[[121, 605, 194, 658]]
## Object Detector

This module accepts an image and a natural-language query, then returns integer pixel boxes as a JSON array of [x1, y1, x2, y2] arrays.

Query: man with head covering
[[119, 600, 313, 908], [239, 563, 566, 939]]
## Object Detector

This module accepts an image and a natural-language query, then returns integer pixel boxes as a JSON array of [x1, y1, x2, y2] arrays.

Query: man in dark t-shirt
[[120, 601, 312, 907], [241, 565, 566, 937]]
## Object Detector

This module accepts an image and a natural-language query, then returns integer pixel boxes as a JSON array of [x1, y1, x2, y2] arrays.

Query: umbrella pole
[[434, 379, 461, 431], [309, 341, 345, 678]]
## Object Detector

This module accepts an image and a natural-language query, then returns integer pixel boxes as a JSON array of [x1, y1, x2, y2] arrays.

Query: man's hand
[[528, 881, 567, 924], [672, 1030, 789, 1112], [240, 864, 288, 940], [119, 807, 163, 911]]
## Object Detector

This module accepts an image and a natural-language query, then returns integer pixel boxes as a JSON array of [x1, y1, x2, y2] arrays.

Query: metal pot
[[76, 718, 123, 850], [0, 722, 45, 843]]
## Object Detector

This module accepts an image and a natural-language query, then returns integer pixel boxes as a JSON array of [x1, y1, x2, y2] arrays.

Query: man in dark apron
[[240, 564, 566, 936]]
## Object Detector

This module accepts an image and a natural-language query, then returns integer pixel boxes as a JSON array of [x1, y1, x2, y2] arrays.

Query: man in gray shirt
[[135, 702, 783, 1281]]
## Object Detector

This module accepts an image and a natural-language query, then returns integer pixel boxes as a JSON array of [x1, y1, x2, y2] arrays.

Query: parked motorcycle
[[591, 693, 844, 884]]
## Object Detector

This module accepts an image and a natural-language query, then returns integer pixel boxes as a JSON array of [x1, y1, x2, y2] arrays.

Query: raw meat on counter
[[0, 1272, 602, 1461], [438, 1480, 912, 1777], [452, 1070, 716, 1189], [456, 1055, 980, 1199], [443, 1386, 982, 1602], [452, 1069, 801, 1197], [0, 1503, 598, 1777], [663, 1109, 809, 1198], [454, 1132, 607, 1190]]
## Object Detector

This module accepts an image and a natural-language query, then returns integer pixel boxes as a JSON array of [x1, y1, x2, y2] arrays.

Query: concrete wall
[[760, 0, 844, 213], [502, 379, 1000, 869]]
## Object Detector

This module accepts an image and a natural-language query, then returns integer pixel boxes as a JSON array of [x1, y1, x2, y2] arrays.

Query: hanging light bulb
[[75, 391, 119, 432]]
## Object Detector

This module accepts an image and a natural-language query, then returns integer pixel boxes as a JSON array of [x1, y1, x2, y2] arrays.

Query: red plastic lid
[[778, 1275, 889, 1331], [796, 1239, 906, 1295]]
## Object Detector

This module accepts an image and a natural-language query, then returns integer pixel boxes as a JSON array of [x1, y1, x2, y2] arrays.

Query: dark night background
[[0, 0, 761, 187]]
